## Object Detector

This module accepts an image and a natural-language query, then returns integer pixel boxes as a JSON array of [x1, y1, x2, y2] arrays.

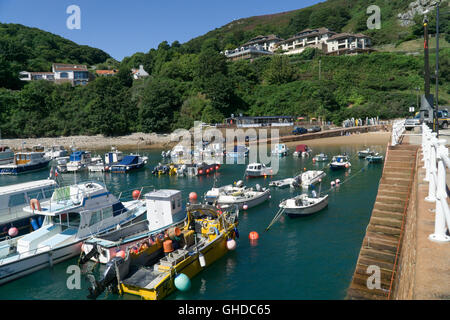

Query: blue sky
[[0, 0, 322, 61]]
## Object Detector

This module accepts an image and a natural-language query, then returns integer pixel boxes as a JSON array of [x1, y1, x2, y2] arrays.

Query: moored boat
[[358, 148, 375, 158], [293, 144, 312, 157], [0, 181, 147, 285], [204, 181, 270, 209], [245, 163, 273, 178], [110, 155, 148, 173], [0, 146, 14, 165], [0, 179, 58, 238], [366, 153, 384, 163], [271, 143, 289, 157], [0, 152, 51, 175], [329, 155, 351, 171], [226, 145, 249, 158], [115, 203, 239, 300], [298, 170, 326, 189], [279, 193, 329, 217], [312, 153, 328, 162], [66, 151, 92, 172], [81, 189, 187, 265], [44, 145, 68, 160]]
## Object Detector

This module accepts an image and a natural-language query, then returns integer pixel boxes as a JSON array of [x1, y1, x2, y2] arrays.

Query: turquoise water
[[0, 144, 385, 300]]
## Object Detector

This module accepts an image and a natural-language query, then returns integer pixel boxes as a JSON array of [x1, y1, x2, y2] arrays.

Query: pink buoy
[[330, 181, 335, 187], [335, 179, 340, 184], [242, 204, 249, 210], [8, 227, 19, 237], [345, 163, 349, 168]]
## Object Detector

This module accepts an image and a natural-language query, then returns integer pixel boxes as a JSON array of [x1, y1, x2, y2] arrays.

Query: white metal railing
[[391, 119, 406, 146], [422, 123, 450, 242]]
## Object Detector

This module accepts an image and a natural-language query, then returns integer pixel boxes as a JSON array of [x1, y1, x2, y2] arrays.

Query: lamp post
[[435, 1, 441, 137]]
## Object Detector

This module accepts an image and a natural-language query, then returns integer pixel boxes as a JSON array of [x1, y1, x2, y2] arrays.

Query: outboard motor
[[255, 184, 262, 192], [87, 256, 128, 300], [236, 180, 244, 188], [79, 245, 99, 265]]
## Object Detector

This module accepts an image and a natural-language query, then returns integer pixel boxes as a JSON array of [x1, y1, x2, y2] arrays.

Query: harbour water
[[0, 143, 385, 300]]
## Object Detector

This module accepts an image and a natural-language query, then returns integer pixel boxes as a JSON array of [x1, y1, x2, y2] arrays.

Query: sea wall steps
[[347, 144, 419, 299]]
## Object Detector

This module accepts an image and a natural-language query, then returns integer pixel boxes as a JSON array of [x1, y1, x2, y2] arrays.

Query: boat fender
[[30, 198, 41, 212], [234, 227, 239, 239], [174, 273, 191, 292], [198, 253, 206, 267], [30, 218, 39, 231]]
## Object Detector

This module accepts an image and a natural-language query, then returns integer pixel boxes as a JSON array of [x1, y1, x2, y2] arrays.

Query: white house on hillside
[[19, 63, 90, 85], [326, 33, 372, 55], [131, 65, 149, 79], [277, 28, 337, 55]]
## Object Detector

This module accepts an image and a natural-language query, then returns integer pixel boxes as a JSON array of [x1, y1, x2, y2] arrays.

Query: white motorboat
[[204, 181, 270, 210], [55, 156, 70, 173], [271, 144, 289, 156], [0, 181, 147, 285], [279, 193, 329, 217], [358, 148, 375, 158], [245, 163, 273, 178], [0, 152, 51, 175], [312, 153, 328, 162], [0, 179, 58, 238], [0, 146, 14, 165], [226, 145, 249, 158], [66, 151, 92, 172], [170, 145, 191, 160], [81, 189, 187, 264], [88, 147, 124, 172], [329, 155, 351, 171], [298, 170, 326, 189], [44, 146, 68, 160]]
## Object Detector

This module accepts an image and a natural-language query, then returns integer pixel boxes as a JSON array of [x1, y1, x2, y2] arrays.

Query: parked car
[[405, 113, 422, 131], [307, 126, 321, 133], [292, 127, 308, 135]]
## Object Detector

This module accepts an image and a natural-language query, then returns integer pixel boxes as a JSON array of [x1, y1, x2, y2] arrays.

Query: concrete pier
[[347, 128, 450, 300]]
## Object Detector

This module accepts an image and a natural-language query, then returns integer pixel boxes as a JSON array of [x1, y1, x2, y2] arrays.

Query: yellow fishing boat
[[119, 203, 239, 300]]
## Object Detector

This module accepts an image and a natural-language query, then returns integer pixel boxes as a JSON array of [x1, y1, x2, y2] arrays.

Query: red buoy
[[132, 190, 141, 200], [189, 192, 198, 203], [249, 231, 259, 240], [115, 250, 126, 259]]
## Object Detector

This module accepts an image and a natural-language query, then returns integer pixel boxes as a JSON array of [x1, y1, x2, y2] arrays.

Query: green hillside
[[182, 0, 449, 53], [0, 23, 112, 89]]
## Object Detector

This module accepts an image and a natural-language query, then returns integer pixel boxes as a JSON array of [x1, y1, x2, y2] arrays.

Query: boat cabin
[[145, 189, 184, 231], [0, 179, 57, 225], [295, 145, 309, 153], [105, 149, 123, 165], [14, 152, 45, 165], [69, 151, 91, 163]]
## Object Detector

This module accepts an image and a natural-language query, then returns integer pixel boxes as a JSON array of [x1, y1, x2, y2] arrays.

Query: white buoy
[[227, 239, 237, 250]]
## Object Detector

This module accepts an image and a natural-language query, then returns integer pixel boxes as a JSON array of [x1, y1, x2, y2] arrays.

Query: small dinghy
[[269, 177, 297, 189], [271, 144, 289, 157], [358, 148, 375, 158], [279, 192, 329, 217], [299, 170, 326, 189], [245, 163, 273, 178], [312, 153, 328, 162], [366, 153, 384, 163]]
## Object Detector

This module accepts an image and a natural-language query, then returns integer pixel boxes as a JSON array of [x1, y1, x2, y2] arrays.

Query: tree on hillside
[[264, 55, 295, 85]]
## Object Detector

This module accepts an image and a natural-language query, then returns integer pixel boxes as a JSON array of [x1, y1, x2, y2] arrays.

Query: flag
[[55, 167, 59, 177]]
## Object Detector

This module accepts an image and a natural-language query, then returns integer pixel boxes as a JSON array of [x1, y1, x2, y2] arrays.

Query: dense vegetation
[[0, 0, 449, 138]]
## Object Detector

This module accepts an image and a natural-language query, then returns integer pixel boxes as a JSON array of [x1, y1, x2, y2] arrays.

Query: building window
[[74, 71, 88, 79], [60, 72, 68, 78]]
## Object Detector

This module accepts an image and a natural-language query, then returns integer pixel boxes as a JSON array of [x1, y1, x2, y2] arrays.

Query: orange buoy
[[132, 190, 141, 200], [30, 199, 41, 212], [249, 231, 259, 240], [168, 227, 181, 239], [189, 192, 198, 203], [163, 240, 174, 253], [304, 167, 307, 171]]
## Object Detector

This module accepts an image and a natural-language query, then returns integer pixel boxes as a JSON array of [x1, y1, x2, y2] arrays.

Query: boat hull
[[217, 189, 270, 210], [283, 196, 329, 218], [110, 162, 145, 173], [0, 241, 82, 285], [121, 229, 234, 300], [0, 159, 50, 175], [329, 163, 350, 171]]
